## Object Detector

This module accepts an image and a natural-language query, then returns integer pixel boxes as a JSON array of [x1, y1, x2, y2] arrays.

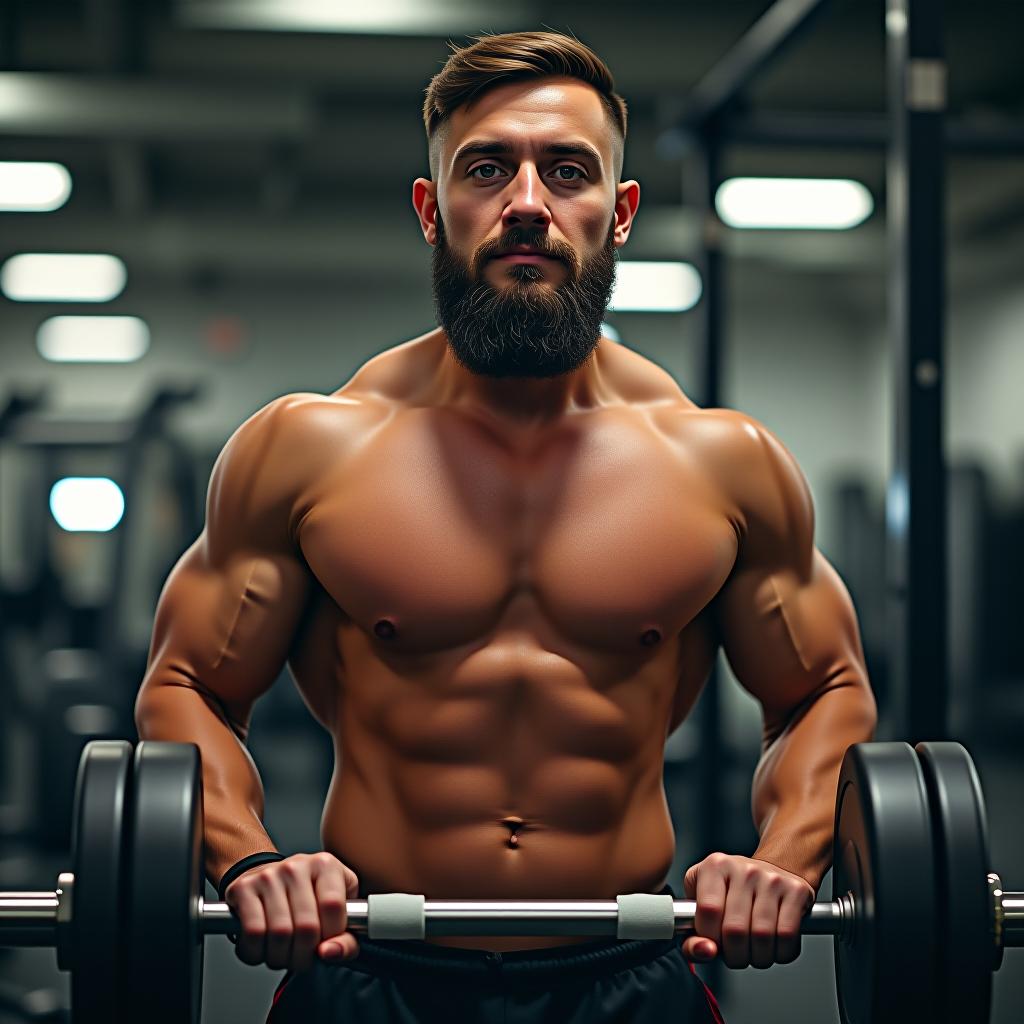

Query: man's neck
[[427, 328, 613, 431]]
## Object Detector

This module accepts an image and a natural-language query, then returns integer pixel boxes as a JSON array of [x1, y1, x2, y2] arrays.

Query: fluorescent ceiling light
[[716, 177, 873, 230], [608, 262, 702, 313], [179, 0, 528, 35], [0, 161, 72, 211], [49, 477, 125, 532], [37, 315, 150, 363], [1, 253, 127, 302]]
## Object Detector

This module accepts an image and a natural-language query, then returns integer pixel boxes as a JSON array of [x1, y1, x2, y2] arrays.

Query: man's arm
[[135, 395, 320, 889], [711, 413, 878, 890]]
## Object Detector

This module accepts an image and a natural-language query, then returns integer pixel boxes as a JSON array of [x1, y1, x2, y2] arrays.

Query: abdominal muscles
[[316, 640, 679, 912]]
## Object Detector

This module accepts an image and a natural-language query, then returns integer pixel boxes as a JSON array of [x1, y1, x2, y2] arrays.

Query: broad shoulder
[[658, 406, 815, 557], [219, 391, 388, 469], [207, 391, 390, 543]]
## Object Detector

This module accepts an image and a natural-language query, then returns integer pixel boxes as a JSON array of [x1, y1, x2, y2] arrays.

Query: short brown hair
[[423, 31, 628, 179]]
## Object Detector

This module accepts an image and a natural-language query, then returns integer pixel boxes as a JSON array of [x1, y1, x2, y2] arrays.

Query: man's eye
[[554, 166, 585, 181], [470, 164, 504, 180]]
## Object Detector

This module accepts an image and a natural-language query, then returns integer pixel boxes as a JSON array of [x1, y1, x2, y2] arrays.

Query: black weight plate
[[127, 742, 204, 1024], [833, 742, 939, 1024], [915, 742, 993, 1023], [70, 739, 133, 1023]]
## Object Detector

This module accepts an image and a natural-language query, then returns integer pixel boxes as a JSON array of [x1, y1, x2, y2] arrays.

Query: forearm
[[750, 679, 877, 891], [135, 678, 279, 887]]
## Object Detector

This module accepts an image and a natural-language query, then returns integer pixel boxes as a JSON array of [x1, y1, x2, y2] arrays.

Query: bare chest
[[297, 408, 738, 655]]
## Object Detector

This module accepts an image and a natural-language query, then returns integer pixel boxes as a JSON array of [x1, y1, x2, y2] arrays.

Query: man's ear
[[612, 179, 641, 248], [412, 178, 438, 245]]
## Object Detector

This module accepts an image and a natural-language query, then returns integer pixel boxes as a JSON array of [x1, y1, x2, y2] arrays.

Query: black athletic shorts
[[265, 887, 725, 1024]]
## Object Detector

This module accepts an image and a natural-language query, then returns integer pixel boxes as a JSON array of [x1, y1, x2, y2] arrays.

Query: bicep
[[140, 536, 311, 732], [709, 415, 870, 738], [715, 548, 869, 737], [138, 399, 316, 731]]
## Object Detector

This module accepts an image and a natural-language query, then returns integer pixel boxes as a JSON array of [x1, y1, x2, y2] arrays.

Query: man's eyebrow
[[452, 140, 603, 166]]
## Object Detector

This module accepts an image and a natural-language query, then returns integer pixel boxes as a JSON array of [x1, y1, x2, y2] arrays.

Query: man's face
[[414, 77, 639, 379]]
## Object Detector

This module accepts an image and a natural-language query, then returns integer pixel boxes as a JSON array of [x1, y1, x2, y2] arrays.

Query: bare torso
[[283, 332, 740, 950]]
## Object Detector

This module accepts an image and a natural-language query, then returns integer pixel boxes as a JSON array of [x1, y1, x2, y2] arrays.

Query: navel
[[501, 817, 524, 850]]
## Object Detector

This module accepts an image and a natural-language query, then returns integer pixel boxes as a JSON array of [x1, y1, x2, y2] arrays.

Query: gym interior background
[[1, 0, 1022, 1020]]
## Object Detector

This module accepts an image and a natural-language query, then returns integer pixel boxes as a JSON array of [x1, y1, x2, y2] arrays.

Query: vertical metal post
[[689, 126, 726, 993], [0, 1, 18, 71], [688, 131, 724, 848], [692, 138, 724, 413], [885, 0, 948, 741]]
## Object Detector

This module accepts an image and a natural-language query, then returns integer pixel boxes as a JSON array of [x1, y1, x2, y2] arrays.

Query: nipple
[[374, 618, 396, 640], [640, 628, 662, 647]]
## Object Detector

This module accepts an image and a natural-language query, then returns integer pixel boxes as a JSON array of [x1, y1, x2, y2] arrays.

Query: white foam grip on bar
[[366, 893, 426, 939], [616, 893, 676, 940]]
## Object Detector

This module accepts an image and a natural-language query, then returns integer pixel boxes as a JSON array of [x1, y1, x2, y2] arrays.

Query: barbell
[[0, 739, 1020, 1024]]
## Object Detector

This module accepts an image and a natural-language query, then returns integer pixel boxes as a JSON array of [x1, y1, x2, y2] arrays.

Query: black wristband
[[217, 852, 286, 902]]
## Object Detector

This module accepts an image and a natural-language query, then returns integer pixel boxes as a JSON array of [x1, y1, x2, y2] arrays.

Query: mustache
[[473, 229, 579, 276], [430, 214, 617, 380]]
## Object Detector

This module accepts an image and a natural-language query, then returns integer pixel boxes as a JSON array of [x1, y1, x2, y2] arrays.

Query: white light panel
[[37, 315, 150, 363], [180, 0, 527, 35], [49, 477, 125, 533], [1, 253, 127, 302], [608, 262, 702, 313], [716, 177, 874, 230], [0, 161, 72, 211]]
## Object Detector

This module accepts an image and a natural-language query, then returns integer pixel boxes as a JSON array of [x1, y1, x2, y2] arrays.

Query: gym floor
[[2, 727, 1020, 1023]]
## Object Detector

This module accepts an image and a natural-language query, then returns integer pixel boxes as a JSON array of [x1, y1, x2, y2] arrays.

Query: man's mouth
[[493, 253, 556, 264], [490, 247, 560, 265]]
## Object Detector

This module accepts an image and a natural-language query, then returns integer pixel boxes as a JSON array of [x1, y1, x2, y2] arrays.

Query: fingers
[[230, 874, 269, 967], [749, 885, 779, 970], [719, 868, 755, 970], [276, 859, 323, 971], [225, 853, 360, 972], [681, 935, 718, 961], [691, 858, 728, 953], [312, 853, 348, 940], [775, 884, 809, 965], [683, 854, 814, 970], [313, 854, 360, 961]]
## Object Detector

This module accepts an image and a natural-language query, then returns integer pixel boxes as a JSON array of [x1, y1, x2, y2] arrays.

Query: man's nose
[[501, 165, 551, 229]]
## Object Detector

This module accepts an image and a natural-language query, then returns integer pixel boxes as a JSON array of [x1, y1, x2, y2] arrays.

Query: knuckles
[[696, 897, 724, 914], [703, 852, 731, 871], [226, 853, 358, 970], [685, 854, 814, 970], [279, 860, 305, 881]]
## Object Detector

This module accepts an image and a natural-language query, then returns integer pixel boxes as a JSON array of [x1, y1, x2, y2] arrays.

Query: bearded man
[[135, 30, 876, 1024]]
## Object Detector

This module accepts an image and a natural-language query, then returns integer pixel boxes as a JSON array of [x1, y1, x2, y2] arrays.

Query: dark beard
[[431, 217, 617, 380]]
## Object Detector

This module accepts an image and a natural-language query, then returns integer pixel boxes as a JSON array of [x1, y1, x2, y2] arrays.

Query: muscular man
[[135, 30, 877, 1023]]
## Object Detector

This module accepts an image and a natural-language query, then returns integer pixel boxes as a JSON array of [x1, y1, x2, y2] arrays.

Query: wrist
[[751, 844, 827, 893], [216, 851, 285, 901]]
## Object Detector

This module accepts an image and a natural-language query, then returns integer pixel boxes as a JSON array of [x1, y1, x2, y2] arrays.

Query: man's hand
[[225, 852, 360, 971], [682, 853, 815, 968]]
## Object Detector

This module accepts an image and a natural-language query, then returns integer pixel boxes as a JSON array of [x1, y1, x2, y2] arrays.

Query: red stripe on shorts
[[265, 973, 292, 1022], [688, 961, 727, 1024]]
